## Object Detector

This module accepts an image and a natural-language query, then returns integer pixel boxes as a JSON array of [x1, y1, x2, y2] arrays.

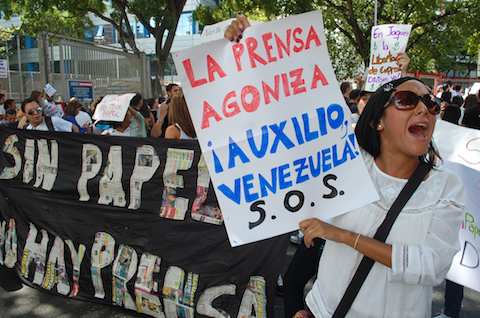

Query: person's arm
[[165, 125, 180, 139], [397, 52, 410, 76], [300, 218, 392, 268], [151, 103, 169, 138]]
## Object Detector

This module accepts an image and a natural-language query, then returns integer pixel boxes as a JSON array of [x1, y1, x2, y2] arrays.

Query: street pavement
[[1, 243, 480, 317]]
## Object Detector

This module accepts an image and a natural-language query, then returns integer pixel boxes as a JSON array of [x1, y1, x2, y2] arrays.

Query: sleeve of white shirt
[[389, 174, 465, 286], [51, 116, 73, 132]]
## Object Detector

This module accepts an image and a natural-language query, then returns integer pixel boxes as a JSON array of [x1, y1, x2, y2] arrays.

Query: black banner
[[0, 128, 288, 318]]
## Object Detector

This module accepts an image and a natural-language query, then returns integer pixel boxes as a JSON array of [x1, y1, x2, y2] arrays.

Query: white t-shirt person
[[75, 110, 92, 127], [305, 151, 464, 318], [26, 116, 72, 132]]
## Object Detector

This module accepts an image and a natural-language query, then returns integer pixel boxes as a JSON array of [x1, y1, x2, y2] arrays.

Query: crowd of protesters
[[0, 16, 479, 318], [0, 82, 196, 141]]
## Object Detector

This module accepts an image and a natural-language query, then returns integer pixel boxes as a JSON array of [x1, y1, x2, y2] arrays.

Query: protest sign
[[173, 11, 378, 246], [44, 83, 57, 97], [93, 93, 134, 122], [0, 59, 8, 79], [365, 24, 412, 92], [69, 80, 94, 102], [434, 120, 480, 292], [0, 128, 288, 317]]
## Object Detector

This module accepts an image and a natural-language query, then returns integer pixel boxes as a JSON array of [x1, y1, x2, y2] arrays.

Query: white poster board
[[365, 24, 412, 92], [434, 120, 480, 292], [0, 59, 8, 79], [93, 94, 134, 122], [173, 11, 379, 246], [44, 83, 57, 97]]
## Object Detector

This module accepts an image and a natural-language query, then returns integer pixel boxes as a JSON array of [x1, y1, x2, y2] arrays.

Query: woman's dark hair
[[354, 77, 440, 167], [21, 97, 38, 113], [464, 94, 478, 109], [168, 94, 196, 138], [65, 100, 82, 116], [129, 93, 143, 108], [451, 95, 464, 107], [4, 99, 15, 110]]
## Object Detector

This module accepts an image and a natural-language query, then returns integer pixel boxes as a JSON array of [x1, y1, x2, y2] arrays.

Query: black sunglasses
[[387, 90, 441, 115]]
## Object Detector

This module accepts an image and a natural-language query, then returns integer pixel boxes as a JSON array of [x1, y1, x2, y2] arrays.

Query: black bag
[[332, 162, 432, 318]]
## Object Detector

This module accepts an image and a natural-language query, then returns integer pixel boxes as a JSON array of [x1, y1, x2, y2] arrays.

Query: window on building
[[177, 12, 194, 35]]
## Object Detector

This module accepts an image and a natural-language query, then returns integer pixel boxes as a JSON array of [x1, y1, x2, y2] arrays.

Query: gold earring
[[377, 124, 383, 130]]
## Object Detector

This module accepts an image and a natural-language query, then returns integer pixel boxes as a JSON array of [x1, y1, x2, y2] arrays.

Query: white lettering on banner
[[91, 232, 115, 299], [173, 10, 378, 246], [34, 139, 58, 190], [78, 144, 103, 201], [0, 135, 21, 180], [129, 145, 160, 210], [160, 148, 194, 220], [162, 266, 198, 318], [196, 285, 236, 317], [434, 121, 480, 292], [43, 236, 70, 295], [365, 24, 412, 91], [65, 240, 86, 297], [21, 223, 49, 285], [4, 219, 17, 268], [98, 146, 126, 207], [0, 219, 16, 268], [112, 245, 138, 310], [135, 253, 165, 318], [1, 219, 272, 317], [23, 139, 35, 184]]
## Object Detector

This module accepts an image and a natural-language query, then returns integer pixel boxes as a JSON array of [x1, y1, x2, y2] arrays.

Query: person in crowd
[[127, 94, 147, 137], [63, 99, 91, 134], [4, 99, 16, 112], [151, 83, 182, 138], [69, 98, 93, 129], [101, 106, 146, 137], [30, 90, 63, 118], [145, 97, 160, 121], [452, 84, 462, 99], [295, 77, 464, 318], [225, 17, 456, 318], [21, 97, 73, 132], [0, 93, 5, 120], [340, 81, 353, 107], [461, 92, 480, 129], [351, 91, 373, 124], [130, 93, 154, 134], [89, 96, 104, 115], [434, 280, 464, 318], [441, 95, 463, 125], [0, 109, 18, 127], [164, 94, 196, 140], [348, 89, 361, 113], [441, 83, 453, 104]]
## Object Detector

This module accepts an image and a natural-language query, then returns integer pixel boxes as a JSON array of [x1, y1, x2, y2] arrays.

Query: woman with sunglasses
[[296, 77, 464, 318]]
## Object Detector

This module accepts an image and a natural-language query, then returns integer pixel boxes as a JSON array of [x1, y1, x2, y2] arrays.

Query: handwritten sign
[[365, 24, 411, 91], [173, 11, 378, 246], [434, 120, 480, 292], [0, 59, 8, 79], [93, 94, 134, 122], [44, 83, 57, 97]]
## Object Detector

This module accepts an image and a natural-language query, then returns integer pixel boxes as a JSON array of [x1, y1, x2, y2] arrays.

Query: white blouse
[[306, 152, 465, 318]]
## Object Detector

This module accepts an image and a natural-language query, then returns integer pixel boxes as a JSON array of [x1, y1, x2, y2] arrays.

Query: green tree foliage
[[194, 0, 480, 79], [2, 0, 187, 87]]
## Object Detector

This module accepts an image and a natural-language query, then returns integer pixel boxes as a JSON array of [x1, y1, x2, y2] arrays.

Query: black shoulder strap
[[44, 116, 55, 132], [332, 162, 432, 318]]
